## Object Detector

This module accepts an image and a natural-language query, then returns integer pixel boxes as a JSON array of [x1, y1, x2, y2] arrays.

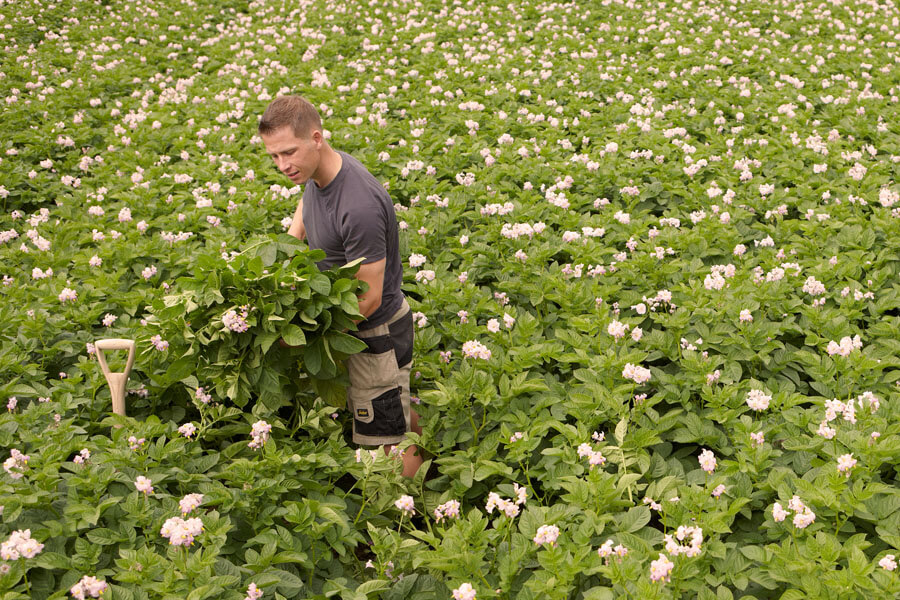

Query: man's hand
[[355, 258, 385, 320]]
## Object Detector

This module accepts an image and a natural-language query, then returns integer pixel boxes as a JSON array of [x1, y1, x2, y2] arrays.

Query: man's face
[[261, 126, 321, 185]]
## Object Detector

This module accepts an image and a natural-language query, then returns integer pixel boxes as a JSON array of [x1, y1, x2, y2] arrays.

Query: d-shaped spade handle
[[94, 339, 136, 417]]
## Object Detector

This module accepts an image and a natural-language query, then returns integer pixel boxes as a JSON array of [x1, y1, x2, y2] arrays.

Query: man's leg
[[385, 442, 423, 478]]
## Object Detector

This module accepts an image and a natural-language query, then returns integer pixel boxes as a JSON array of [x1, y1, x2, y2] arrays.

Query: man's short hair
[[258, 95, 323, 138]]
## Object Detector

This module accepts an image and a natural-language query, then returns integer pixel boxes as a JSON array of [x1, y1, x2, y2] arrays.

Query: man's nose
[[274, 156, 287, 171]]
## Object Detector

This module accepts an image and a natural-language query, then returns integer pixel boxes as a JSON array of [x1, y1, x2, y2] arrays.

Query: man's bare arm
[[287, 197, 306, 241], [355, 258, 385, 321]]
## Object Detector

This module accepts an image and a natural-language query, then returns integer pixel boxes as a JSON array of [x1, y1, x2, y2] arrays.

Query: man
[[258, 95, 423, 477]]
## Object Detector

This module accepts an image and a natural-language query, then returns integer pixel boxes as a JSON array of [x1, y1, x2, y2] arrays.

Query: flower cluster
[[745, 389, 772, 411], [135, 476, 153, 495], [664, 526, 704, 557], [394, 494, 416, 516], [533, 524, 560, 547], [577, 442, 606, 469], [597, 539, 628, 560], [127, 436, 146, 451], [433, 499, 461, 523], [485, 483, 527, 518], [248, 420, 272, 450], [244, 583, 264, 600], [178, 422, 197, 439], [73, 448, 91, 465], [622, 362, 652, 384], [650, 553, 675, 583], [179, 493, 204, 515], [698, 449, 717, 473], [150, 335, 169, 351], [825, 335, 862, 357], [223, 305, 251, 332], [3, 448, 29, 479], [1, 529, 44, 560], [160, 516, 204, 546], [461, 340, 491, 360], [452, 583, 477, 600], [70, 576, 108, 599], [836, 453, 857, 477], [773, 496, 816, 528]]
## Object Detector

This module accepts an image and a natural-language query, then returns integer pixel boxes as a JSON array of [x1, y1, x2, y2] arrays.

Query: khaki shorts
[[346, 299, 413, 446]]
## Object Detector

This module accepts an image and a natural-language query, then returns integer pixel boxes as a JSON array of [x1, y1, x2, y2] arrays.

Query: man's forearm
[[287, 197, 306, 240]]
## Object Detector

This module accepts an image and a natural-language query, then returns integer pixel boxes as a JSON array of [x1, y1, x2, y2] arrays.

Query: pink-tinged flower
[[826, 335, 863, 357], [128, 436, 146, 451], [3, 449, 29, 479], [509, 431, 525, 443], [223, 306, 251, 332], [836, 453, 857, 477], [503, 313, 515, 329], [773, 502, 789, 522], [6, 397, 16, 412], [244, 582, 264, 600], [58, 287, 78, 303], [457, 310, 468, 323], [461, 340, 491, 360], [141, 265, 157, 280], [880, 554, 897, 571], [739, 309, 753, 322], [664, 525, 704, 557], [698, 449, 717, 473], [178, 423, 197, 439], [750, 432, 765, 447], [395, 495, 415, 516], [650, 553, 675, 583], [486, 318, 500, 333], [135, 476, 153, 495], [643, 496, 662, 511], [793, 507, 816, 529], [706, 370, 721, 385], [195, 387, 212, 404], [179, 493, 204, 515], [70, 575, 108, 599], [439, 350, 452, 363], [607, 320, 628, 340], [817, 421, 836, 439], [622, 363, 651, 384], [150, 335, 169, 352], [248, 421, 272, 450], [452, 583, 477, 600], [533, 524, 560, 547], [160, 516, 203, 546], [746, 389, 771, 411], [712, 484, 726, 498], [1, 529, 44, 561], [434, 499, 461, 523]]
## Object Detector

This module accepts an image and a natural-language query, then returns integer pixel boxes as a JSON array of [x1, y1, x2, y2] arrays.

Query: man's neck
[[313, 146, 342, 189]]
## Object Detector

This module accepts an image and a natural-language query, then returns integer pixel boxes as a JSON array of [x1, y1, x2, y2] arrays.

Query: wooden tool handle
[[94, 339, 136, 417]]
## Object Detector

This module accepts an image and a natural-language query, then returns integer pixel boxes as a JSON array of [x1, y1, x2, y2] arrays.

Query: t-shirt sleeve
[[340, 194, 387, 265]]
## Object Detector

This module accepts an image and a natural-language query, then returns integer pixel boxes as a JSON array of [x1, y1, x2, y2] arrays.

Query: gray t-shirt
[[303, 151, 404, 330]]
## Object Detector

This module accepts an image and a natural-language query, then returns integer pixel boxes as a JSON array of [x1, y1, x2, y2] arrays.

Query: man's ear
[[312, 129, 324, 148]]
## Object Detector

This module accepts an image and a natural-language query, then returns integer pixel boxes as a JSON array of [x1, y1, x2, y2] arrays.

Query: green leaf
[[327, 331, 366, 355], [616, 506, 650, 533], [304, 342, 323, 376], [165, 356, 196, 383], [86, 528, 124, 546], [282, 324, 306, 347], [355, 580, 391, 596]]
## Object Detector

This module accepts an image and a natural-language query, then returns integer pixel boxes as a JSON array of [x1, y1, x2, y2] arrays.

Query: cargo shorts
[[346, 299, 413, 446]]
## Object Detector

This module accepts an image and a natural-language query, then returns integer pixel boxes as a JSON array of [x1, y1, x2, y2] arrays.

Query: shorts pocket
[[388, 311, 414, 368], [353, 386, 406, 437]]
